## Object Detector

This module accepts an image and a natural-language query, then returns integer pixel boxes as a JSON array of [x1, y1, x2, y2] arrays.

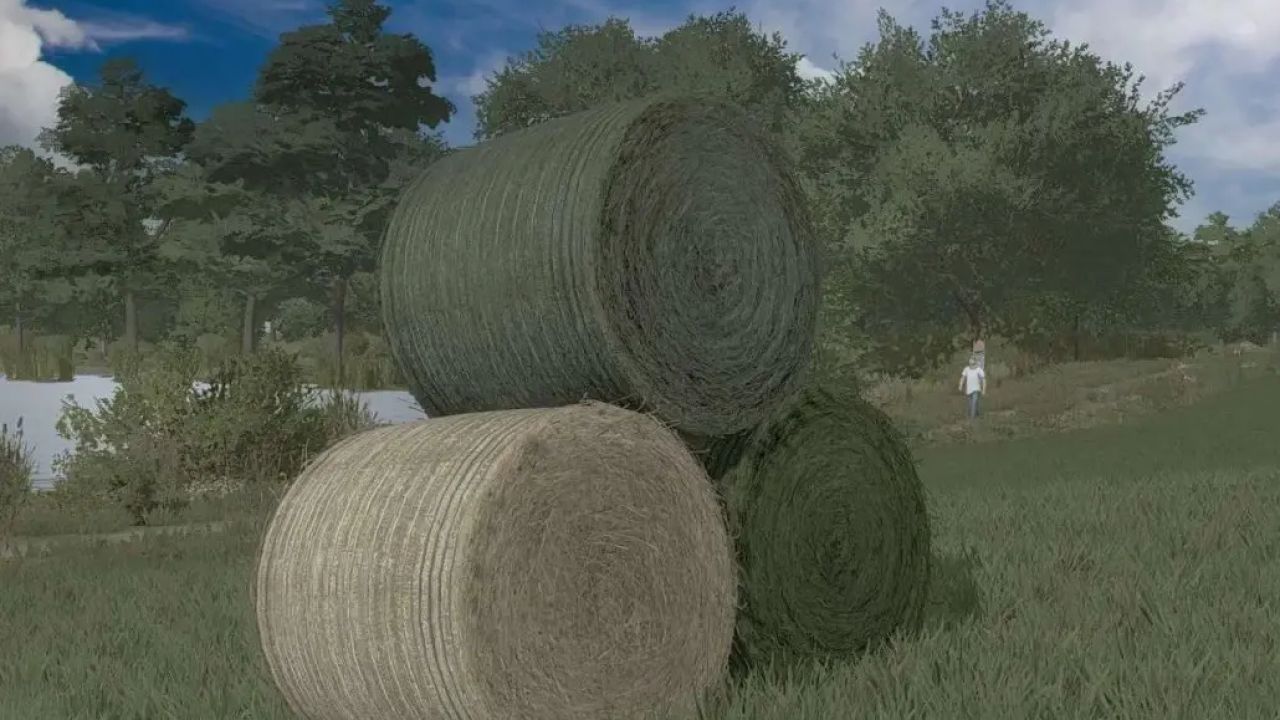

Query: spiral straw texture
[[254, 402, 737, 720], [700, 385, 932, 669], [379, 96, 819, 438]]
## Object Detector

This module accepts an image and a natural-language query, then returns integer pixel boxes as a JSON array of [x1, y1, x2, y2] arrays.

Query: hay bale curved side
[[705, 385, 932, 670], [379, 96, 820, 437], [254, 402, 736, 720]]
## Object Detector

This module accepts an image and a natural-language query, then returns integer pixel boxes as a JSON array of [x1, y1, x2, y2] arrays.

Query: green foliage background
[[2, 0, 1276, 388]]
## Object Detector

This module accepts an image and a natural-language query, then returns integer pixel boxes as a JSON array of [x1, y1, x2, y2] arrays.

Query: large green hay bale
[[699, 385, 932, 669], [254, 402, 736, 720], [380, 96, 819, 437]]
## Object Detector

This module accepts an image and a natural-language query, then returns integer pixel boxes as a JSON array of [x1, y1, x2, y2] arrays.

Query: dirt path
[[0, 521, 233, 561]]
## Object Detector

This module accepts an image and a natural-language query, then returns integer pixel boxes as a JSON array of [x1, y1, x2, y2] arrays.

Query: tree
[[1160, 207, 1280, 345], [250, 0, 453, 383], [156, 103, 330, 355], [475, 19, 653, 140], [1216, 205, 1280, 342], [473, 10, 807, 141], [40, 57, 194, 352], [1243, 203, 1280, 306], [279, 128, 448, 365], [1125, 227, 1217, 334], [794, 1, 1202, 374], [1194, 211, 1240, 249], [0, 147, 63, 353], [155, 167, 288, 355]]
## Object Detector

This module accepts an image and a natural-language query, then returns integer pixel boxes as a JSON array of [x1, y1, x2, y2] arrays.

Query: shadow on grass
[[922, 547, 984, 630]]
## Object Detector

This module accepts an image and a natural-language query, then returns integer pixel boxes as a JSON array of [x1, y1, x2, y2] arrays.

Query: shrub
[[0, 417, 34, 536], [105, 339, 157, 376], [55, 344, 377, 525], [193, 333, 238, 376]]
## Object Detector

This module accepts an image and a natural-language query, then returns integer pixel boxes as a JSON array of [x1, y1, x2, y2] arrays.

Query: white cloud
[[79, 20, 191, 43], [181, 0, 316, 37], [0, 0, 90, 150], [448, 51, 511, 99], [735, 0, 940, 63], [0, 0, 187, 151], [434, 52, 515, 149], [1045, 0, 1280, 178], [1049, 0, 1280, 92], [559, 0, 675, 39], [796, 55, 836, 82]]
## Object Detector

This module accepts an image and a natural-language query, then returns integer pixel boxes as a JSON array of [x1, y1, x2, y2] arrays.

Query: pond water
[[0, 374, 427, 491]]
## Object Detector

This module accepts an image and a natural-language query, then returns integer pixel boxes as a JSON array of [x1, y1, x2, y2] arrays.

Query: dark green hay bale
[[699, 385, 932, 670], [379, 96, 820, 437]]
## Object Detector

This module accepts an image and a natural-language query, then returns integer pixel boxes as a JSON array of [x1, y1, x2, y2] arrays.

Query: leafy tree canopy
[[474, 11, 807, 140], [796, 0, 1203, 373]]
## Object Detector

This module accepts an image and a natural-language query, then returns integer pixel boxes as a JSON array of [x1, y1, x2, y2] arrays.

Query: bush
[[193, 333, 238, 376], [0, 417, 34, 536], [54, 344, 377, 525], [105, 339, 157, 376]]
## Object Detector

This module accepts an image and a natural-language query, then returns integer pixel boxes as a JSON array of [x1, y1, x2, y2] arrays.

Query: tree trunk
[[332, 276, 347, 388], [241, 294, 258, 355], [124, 290, 139, 353], [1072, 313, 1082, 362], [14, 301, 24, 355], [952, 290, 983, 344]]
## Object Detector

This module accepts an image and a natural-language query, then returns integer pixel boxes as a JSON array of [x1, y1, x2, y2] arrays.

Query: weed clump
[[53, 344, 376, 525], [0, 417, 34, 535]]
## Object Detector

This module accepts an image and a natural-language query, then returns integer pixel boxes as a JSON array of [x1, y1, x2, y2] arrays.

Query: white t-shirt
[[961, 366, 985, 394]]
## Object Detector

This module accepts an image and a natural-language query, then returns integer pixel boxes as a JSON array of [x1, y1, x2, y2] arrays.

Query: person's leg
[[974, 391, 981, 417], [966, 391, 977, 419]]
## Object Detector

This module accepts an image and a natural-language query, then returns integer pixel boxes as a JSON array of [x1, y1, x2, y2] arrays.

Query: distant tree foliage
[[247, 0, 453, 383], [3, 0, 1275, 386], [40, 57, 194, 353], [791, 1, 1204, 373], [473, 11, 808, 140]]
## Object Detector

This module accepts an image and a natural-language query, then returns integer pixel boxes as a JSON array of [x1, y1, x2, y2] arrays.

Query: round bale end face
[[595, 98, 820, 436], [254, 402, 736, 720], [713, 386, 933, 671]]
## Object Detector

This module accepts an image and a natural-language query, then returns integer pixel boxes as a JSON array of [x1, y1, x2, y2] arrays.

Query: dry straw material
[[699, 385, 932, 670], [379, 96, 820, 438], [254, 402, 736, 720]]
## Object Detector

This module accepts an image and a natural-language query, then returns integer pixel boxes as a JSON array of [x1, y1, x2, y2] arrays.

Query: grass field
[[1, 375, 1277, 719]]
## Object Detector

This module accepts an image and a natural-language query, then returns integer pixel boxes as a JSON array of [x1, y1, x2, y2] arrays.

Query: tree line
[[1, 0, 1277, 385]]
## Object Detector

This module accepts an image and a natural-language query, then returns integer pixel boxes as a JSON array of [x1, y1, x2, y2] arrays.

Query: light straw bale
[[255, 402, 736, 720]]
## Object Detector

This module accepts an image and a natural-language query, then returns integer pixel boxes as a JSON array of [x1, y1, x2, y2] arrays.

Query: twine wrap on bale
[[254, 402, 736, 720], [699, 385, 932, 670], [379, 96, 820, 437]]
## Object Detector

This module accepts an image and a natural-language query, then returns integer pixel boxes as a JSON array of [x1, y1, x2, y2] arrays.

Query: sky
[[1, 0, 1278, 233]]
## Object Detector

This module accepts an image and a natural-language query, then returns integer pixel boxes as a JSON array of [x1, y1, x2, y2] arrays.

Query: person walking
[[958, 355, 986, 419]]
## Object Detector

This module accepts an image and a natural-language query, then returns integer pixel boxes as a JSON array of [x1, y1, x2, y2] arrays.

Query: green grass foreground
[[2, 380, 1278, 719]]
